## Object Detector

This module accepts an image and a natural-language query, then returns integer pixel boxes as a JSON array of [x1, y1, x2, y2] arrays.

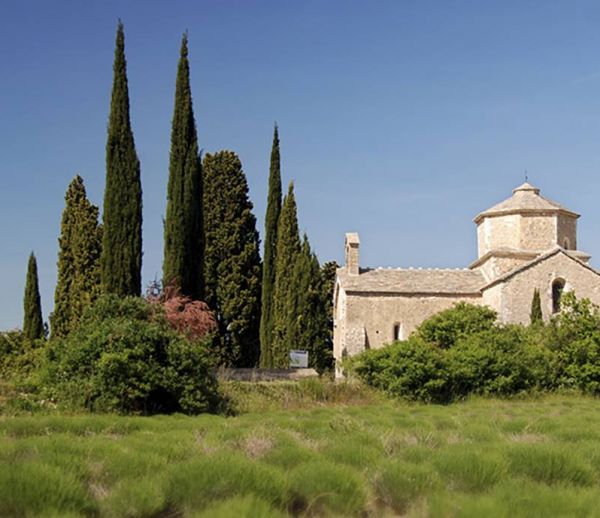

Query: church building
[[333, 182, 600, 375]]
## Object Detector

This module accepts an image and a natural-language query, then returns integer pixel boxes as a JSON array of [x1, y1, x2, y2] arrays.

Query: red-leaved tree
[[147, 280, 217, 341]]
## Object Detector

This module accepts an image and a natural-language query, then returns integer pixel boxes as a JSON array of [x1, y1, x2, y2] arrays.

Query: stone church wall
[[489, 254, 600, 324], [343, 292, 482, 351]]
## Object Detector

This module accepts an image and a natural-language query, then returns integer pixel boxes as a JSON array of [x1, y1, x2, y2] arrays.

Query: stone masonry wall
[[489, 253, 600, 324], [557, 215, 577, 250], [342, 292, 483, 352]]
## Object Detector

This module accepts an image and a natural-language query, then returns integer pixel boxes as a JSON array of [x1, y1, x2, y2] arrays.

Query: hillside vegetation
[[2, 392, 600, 517]]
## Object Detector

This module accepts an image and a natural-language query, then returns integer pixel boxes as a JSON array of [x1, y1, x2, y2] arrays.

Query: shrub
[[415, 302, 497, 349], [166, 453, 289, 511], [45, 295, 221, 414], [544, 292, 600, 394], [446, 325, 553, 397], [348, 338, 449, 402], [287, 460, 367, 515], [375, 460, 440, 512]]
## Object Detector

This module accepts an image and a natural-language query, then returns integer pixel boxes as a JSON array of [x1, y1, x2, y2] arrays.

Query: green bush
[[44, 295, 221, 414], [415, 302, 497, 349], [348, 338, 449, 402], [446, 325, 553, 397], [349, 297, 600, 402], [545, 293, 600, 394]]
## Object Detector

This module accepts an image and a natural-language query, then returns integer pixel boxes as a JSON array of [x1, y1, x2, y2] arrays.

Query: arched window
[[563, 238, 571, 250], [552, 279, 566, 313], [393, 323, 402, 341]]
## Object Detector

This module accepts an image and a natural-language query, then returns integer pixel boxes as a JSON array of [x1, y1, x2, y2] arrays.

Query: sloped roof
[[481, 247, 600, 290], [337, 267, 485, 295], [474, 182, 579, 223]]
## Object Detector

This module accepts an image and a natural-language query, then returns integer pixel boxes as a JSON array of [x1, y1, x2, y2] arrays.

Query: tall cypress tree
[[259, 125, 282, 367], [270, 183, 301, 367], [163, 33, 203, 299], [51, 175, 102, 338], [530, 288, 543, 325], [101, 21, 142, 296], [203, 151, 262, 366], [287, 237, 333, 372], [23, 252, 44, 341]]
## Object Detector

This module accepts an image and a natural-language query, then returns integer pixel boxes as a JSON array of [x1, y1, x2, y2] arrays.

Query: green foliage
[[167, 453, 289, 510], [319, 260, 338, 369], [375, 460, 441, 513], [270, 183, 301, 367], [349, 338, 449, 402], [530, 287, 543, 325], [351, 296, 600, 401], [45, 295, 221, 414], [286, 236, 332, 372], [260, 125, 282, 368], [101, 21, 142, 297], [202, 151, 262, 367], [163, 33, 204, 300], [545, 291, 600, 394], [23, 252, 44, 341], [446, 325, 553, 397], [288, 460, 367, 515], [2, 395, 600, 515], [193, 495, 286, 518], [51, 175, 102, 338], [415, 302, 497, 348]]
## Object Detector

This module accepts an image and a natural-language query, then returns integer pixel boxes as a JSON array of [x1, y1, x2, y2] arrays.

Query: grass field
[[2, 382, 600, 517]]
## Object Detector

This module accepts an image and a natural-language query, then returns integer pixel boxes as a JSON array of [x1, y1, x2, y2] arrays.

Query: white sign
[[289, 349, 308, 368]]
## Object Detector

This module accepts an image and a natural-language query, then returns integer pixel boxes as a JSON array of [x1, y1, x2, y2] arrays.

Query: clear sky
[[2, 0, 600, 330]]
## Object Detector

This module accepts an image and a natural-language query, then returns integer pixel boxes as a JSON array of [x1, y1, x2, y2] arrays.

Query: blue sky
[[2, 0, 600, 329]]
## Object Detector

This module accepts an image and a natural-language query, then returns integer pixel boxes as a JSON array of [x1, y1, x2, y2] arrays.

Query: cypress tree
[[530, 288, 543, 325], [163, 33, 204, 299], [203, 151, 262, 366], [287, 236, 330, 370], [259, 125, 282, 367], [23, 252, 44, 341], [101, 21, 142, 296], [50, 175, 102, 338], [270, 183, 301, 367]]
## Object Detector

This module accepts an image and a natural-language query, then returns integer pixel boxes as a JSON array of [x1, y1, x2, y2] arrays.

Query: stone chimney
[[345, 233, 360, 275]]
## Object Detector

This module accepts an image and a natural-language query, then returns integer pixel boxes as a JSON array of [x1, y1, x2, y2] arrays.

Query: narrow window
[[563, 238, 570, 250], [393, 323, 401, 341], [552, 279, 565, 313]]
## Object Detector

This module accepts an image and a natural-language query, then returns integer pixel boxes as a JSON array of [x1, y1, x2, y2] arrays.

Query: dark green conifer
[[51, 176, 102, 338], [163, 33, 204, 299], [270, 183, 301, 367], [530, 288, 543, 325], [259, 125, 282, 367], [100, 21, 142, 296], [203, 151, 262, 366], [23, 252, 44, 341]]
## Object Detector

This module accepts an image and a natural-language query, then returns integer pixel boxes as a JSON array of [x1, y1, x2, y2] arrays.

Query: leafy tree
[[415, 302, 497, 349], [163, 33, 204, 299], [530, 288, 543, 325], [23, 253, 44, 341], [203, 151, 262, 366], [101, 21, 142, 296], [259, 125, 282, 367], [50, 175, 102, 338], [270, 183, 301, 367]]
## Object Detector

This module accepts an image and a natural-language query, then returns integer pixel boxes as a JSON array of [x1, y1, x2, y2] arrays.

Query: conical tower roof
[[474, 182, 579, 224]]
